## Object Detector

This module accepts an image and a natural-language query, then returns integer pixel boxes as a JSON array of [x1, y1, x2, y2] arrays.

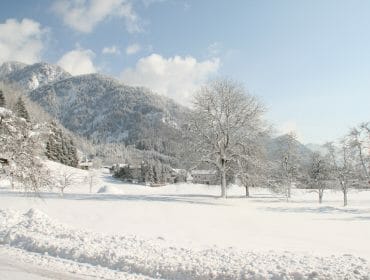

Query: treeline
[[113, 159, 186, 185]]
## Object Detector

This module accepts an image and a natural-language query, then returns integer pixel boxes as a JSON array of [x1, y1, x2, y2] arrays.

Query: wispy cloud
[[102, 45, 121, 55], [126, 43, 141, 55], [52, 0, 141, 33]]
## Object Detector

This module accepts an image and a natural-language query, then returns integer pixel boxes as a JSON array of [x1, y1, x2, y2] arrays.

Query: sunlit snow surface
[[0, 161, 369, 279]]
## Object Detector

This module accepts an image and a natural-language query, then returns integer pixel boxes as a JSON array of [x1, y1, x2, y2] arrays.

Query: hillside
[[1, 61, 314, 166], [27, 73, 188, 160], [266, 134, 313, 165]]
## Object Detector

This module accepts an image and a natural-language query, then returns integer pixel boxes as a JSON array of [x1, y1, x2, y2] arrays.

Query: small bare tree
[[236, 135, 268, 197], [347, 123, 369, 181], [325, 141, 356, 207], [186, 78, 266, 198], [307, 152, 331, 203], [269, 132, 301, 201], [55, 169, 79, 197], [87, 169, 98, 193]]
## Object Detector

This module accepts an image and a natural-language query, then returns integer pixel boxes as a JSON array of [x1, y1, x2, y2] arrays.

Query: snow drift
[[0, 208, 368, 280], [97, 185, 125, 194]]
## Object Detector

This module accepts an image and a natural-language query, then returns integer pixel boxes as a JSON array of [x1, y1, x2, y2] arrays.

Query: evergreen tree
[[67, 139, 79, 167], [14, 97, 30, 121], [141, 160, 155, 183], [0, 90, 5, 107], [45, 122, 79, 167]]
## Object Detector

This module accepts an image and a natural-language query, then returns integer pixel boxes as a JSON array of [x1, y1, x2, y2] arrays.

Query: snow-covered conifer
[[0, 108, 51, 192], [0, 89, 5, 107], [14, 96, 30, 121]]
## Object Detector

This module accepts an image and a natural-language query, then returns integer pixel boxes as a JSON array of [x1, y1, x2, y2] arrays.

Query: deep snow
[[0, 161, 370, 279]]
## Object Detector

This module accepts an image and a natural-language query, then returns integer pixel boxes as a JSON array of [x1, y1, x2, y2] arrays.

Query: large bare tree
[[187, 78, 266, 198]]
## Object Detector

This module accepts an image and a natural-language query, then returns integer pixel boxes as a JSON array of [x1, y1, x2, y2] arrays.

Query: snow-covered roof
[[191, 170, 217, 175], [79, 162, 93, 167], [172, 168, 186, 174]]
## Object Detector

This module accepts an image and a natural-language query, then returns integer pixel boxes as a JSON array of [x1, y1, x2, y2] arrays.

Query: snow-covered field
[[0, 161, 370, 279]]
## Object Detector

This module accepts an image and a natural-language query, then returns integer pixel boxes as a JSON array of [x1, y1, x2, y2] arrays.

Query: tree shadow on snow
[[0, 190, 227, 206], [323, 215, 370, 221], [261, 205, 370, 216]]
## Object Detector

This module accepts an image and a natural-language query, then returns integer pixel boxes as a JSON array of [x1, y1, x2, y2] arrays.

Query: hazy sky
[[0, 0, 369, 144]]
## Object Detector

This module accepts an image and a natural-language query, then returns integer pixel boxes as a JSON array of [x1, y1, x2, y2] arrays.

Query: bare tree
[[269, 132, 301, 201], [87, 169, 98, 193], [307, 152, 331, 203], [186, 78, 265, 198], [347, 123, 369, 181], [236, 135, 268, 197], [55, 169, 79, 197], [325, 141, 356, 207]]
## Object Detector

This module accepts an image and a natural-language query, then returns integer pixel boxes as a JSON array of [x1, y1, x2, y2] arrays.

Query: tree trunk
[[89, 177, 93, 193], [343, 188, 348, 207], [288, 180, 292, 198], [221, 170, 227, 198], [219, 157, 227, 198], [358, 147, 369, 179], [10, 176, 14, 190], [318, 189, 323, 204], [245, 184, 250, 197]]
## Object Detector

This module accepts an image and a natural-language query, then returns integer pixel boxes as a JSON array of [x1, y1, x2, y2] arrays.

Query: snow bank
[[97, 185, 124, 194], [0, 208, 368, 280]]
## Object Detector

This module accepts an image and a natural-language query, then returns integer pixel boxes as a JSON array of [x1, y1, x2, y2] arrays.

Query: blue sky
[[0, 0, 369, 144]]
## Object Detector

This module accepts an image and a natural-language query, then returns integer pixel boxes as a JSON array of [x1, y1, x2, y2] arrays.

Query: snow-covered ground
[[0, 161, 370, 279]]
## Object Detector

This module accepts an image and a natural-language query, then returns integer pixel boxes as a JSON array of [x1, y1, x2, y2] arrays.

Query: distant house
[[190, 170, 219, 185], [78, 161, 93, 170], [0, 157, 9, 173], [172, 169, 187, 183]]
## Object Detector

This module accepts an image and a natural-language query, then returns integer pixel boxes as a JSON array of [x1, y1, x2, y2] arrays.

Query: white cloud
[[0, 18, 47, 64], [121, 53, 220, 105], [52, 0, 141, 33], [57, 48, 97, 75], [102, 45, 120, 55], [125, 43, 141, 55]]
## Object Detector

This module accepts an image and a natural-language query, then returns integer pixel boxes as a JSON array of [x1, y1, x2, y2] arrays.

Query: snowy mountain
[[27, 73, 187, 157], [267, 134, 314, 164], [0, 61, 71, 91], [305, 143, 328, 155], [0, 61, 27, 77]]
